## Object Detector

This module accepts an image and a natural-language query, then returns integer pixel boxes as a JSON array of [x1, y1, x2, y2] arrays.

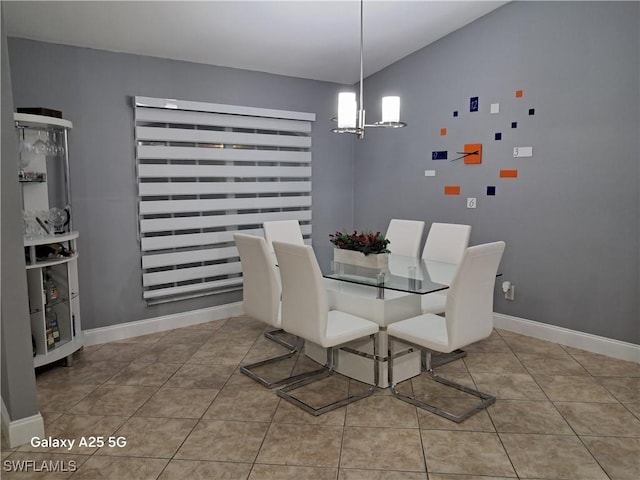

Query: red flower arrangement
[[329, 230, 390, 256]]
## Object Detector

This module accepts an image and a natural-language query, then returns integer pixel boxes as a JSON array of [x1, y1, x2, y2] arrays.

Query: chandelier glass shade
[[332, 0, 407, 139]]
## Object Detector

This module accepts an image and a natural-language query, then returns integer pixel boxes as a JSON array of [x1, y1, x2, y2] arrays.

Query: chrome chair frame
[[277, 334, 379, 416], [240, 336, 321, 389], [234, 232, 305, 389], [264, 327, 297, 350], [388, 340, 495, 423], [429, 349, 467, 368]]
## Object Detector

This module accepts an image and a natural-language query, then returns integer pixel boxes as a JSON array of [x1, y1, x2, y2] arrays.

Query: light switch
[[467, 198, 477, 209], [513, 146, 533, 157]]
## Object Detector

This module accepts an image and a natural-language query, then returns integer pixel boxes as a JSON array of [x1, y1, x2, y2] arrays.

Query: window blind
[[134, 96, 315, 303]]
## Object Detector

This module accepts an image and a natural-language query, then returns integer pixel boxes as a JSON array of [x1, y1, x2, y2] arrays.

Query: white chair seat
[[324, 310, 380, 348], [388, 314, 450, 353]]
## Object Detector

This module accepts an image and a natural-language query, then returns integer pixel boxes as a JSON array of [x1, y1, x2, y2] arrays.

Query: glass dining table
[[304, 247, 465, 387], [313, 247, 458, 300]]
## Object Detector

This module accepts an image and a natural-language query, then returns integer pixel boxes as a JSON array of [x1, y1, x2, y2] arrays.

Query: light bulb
[[338, 92, 357, 128], [381, 96, 400, 123]]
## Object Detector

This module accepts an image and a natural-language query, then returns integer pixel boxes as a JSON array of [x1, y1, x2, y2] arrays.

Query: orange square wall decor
[[464, 143, 482, 164], [444, 185, 461, 195], [500, 169, 518, 178], [440, 128, 447, 136], [516, 90, 523, 98]]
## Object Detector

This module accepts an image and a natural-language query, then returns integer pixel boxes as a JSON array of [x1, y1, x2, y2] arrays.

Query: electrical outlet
[[505, 284, 515, 300], [466, 197, 477, 209]]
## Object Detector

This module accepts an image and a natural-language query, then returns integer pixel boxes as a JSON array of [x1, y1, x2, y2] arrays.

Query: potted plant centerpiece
[[329, 230, 390, 269]]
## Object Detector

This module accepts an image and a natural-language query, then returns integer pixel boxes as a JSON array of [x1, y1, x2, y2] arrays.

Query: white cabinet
[[15, 113, 83, 368]]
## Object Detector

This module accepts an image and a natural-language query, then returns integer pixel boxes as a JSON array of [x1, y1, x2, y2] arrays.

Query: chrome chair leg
[[277, 334, 379, 416], [389, 342, 494, 423], [264, 328, 297, 350], [429, 349, 467, 368], [241, 337, 314, 389]]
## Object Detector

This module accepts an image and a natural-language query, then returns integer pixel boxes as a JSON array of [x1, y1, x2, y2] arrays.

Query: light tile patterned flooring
[[2, 315, 639, 479]]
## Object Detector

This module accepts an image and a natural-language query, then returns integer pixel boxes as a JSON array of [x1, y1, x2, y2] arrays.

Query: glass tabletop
[[313, 247, 458, 295]]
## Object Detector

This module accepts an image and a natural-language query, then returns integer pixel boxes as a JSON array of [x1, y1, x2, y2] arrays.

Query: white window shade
[[134, 96, 315, 304]]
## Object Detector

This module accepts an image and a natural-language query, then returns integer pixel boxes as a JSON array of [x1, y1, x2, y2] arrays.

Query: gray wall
[[355, 1, 639, 343], [1, 8, 40, 421], [5, 1, 638, 345], [7, 39, 355, 329]]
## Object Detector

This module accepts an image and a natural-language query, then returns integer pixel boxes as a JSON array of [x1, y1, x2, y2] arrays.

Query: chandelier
[[331, 0, 407, 139]]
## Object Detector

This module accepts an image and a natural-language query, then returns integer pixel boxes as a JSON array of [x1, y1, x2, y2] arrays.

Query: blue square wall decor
[[470, 97, 479, 112], [495, 132, 502, 141], [511, 122, 518, 128], [432, 151, 448, 160], [487, 186, 496, 196], [529, 108, 535, 115], [453, 110, 459, 117]]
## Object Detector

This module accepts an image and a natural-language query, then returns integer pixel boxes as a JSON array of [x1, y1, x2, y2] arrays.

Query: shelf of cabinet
[[24, 231, 79, 247], [24, 232, 79, 268], [19, 178, 47, 184], [25, 254, 78, 270], [47, 296, 70, 309], [30, 297, 70, 315], [15, 113, 73, 130]]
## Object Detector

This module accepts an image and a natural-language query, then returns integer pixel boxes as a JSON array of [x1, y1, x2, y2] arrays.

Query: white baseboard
[[82, 303, 638, 363], [1, 398, 44, 448], [84, 302, 244, 346], [493, 312, 640, 364]]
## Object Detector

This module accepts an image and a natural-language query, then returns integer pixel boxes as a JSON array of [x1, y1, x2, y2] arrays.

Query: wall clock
[[430, 89, 536, 204]]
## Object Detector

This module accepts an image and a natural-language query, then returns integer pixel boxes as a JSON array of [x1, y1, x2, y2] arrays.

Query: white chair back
[[234, 233, 281, 328], [422, 223, 472, 264], [273, 241, 328, 347], [445, 241, 505, 350], [263, 220, 304, 253], [385, 219, 425, 257]]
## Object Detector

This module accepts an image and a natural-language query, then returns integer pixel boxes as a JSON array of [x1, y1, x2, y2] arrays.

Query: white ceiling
[[3, 0, 508, 84]]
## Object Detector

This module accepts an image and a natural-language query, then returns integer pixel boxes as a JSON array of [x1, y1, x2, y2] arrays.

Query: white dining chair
[[261, 219, 305, 346], [273, 241, 380, 415], [263, 219, 304, 254], [234, 233, 309, 388], [420, 223, 472, 314], [387, 241, 506, 423], [422, 222, 472, 264], [385, 219, 425, 257]]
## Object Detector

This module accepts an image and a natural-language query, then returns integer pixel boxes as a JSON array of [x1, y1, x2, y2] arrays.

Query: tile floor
[[2, 315, 639, 479]]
